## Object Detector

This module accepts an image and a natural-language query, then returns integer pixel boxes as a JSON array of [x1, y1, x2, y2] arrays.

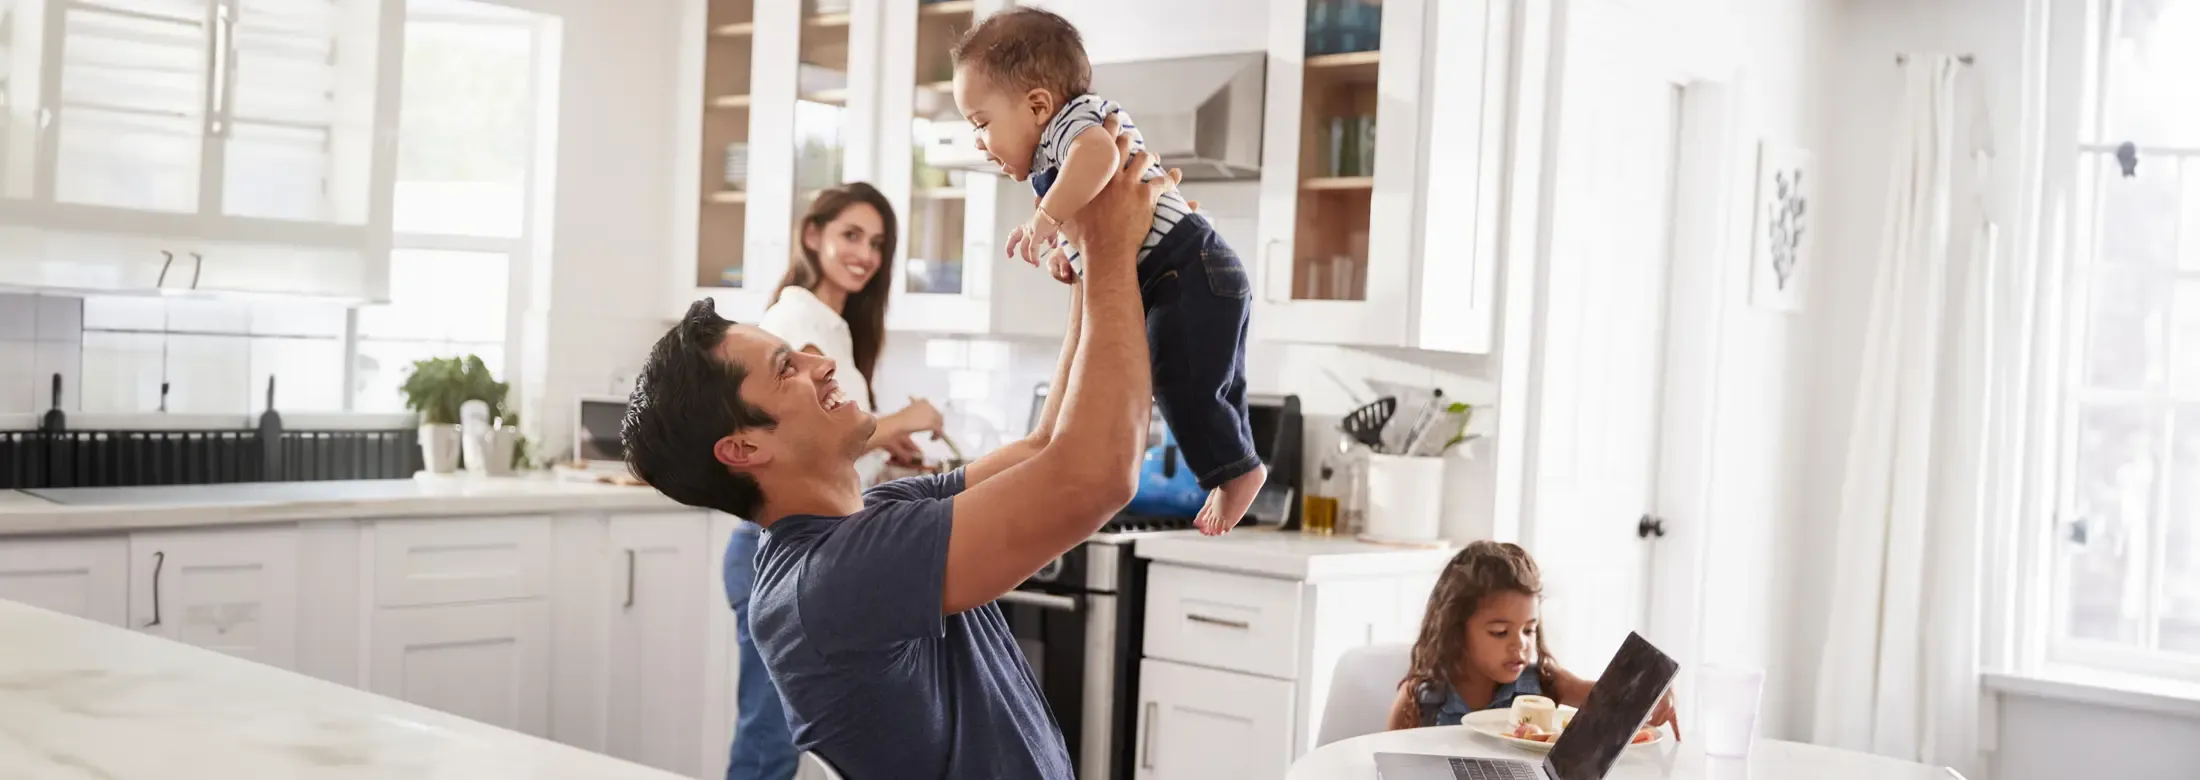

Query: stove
[[1009, 388, 1303, 779]]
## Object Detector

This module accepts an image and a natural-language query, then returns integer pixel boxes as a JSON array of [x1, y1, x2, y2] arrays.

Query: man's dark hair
[[623, 299, 778, 519], [950, 7, 1091, 104]]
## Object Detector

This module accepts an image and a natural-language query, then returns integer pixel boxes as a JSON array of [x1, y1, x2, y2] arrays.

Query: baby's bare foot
[[1194, 464, 1268, 535]]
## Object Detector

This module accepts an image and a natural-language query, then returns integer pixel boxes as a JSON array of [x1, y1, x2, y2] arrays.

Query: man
[[624, 118, 1170, 779]]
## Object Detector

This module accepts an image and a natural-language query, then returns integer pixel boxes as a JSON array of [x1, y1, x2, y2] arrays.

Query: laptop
[[1375, 632, 1680, 780], [573, 396, 630, 473]]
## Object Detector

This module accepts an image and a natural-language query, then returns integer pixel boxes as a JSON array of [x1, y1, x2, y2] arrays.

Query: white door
[[0, 535, 129, 625], [605, 514, 710, 775], [1133, 659, 1296, 780], [128, 526, 301, 669], [1520, 0, 1686, 676], [370, 600, 553, 737]]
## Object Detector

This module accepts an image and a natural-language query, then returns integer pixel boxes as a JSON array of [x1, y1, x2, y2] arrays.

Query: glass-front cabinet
[[878, 0, 1005, 333], [679, 0, 885, 321], [0, 0, 402, 299], [1254, 0, 1508, 352], [16, 0, 392, 232]]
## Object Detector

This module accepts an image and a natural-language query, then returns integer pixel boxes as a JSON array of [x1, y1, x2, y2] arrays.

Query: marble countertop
[[0, 599, 685, 779], [1135, 525, 1458, 581], [0, 475, 685, 535]]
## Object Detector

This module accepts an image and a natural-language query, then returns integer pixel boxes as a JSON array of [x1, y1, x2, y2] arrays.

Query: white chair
[[798, 751, 848, 780], [1315, 642, 1414, 747]]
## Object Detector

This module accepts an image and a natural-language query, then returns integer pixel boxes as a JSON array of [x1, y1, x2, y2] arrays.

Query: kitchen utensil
[[1404, 402, 1472, 456], [1381, 388, 1442, 455], [41, 374, 63, 432], [258, 378, 282, 479], [1340, 396, 1394, 448]]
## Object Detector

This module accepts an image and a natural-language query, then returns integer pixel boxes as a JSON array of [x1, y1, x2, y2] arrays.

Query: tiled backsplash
[[0, 294, 83, 415]]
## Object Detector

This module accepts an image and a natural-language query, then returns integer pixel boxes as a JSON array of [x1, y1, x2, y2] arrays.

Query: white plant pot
[[419, 424, 462, 474], [464, 428, 520, 476]]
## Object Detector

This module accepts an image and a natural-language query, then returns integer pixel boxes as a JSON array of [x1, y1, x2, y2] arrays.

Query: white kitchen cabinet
[[0, 0, 400, 300], [1253, 0, 1510, 352], [369, 599, 554, 737], [127, 525, 301, 670], [1136, 534, 1451, 765], [603, 513, 712, 775], [1134, 657, 1297, 780], [0, 534, 128, 626], [674, 0, 887, 322], [369, 515, 553, 607]]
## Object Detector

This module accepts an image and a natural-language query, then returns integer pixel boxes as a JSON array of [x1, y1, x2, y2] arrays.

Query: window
[[67, 0, 552, 417], [2051, 0, 2200, 680], [354, 0, 548, 412]]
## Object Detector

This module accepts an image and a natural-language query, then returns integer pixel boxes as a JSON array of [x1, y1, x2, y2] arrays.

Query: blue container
[[1126, 425, 1208, 519]]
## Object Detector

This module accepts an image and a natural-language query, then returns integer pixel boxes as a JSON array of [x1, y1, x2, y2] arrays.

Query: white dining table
[[1287, 727, 1957, 780]]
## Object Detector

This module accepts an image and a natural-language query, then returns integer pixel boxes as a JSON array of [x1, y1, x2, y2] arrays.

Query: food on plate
[[1509, 695, 1560, 732], [1507, 722, 1558, 743]]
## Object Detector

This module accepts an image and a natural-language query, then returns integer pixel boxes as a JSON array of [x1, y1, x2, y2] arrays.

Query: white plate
[[1460, 706, 1668, 752]]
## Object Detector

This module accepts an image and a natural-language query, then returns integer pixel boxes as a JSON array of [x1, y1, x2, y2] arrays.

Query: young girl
[[1386, 541, 1680, 737]]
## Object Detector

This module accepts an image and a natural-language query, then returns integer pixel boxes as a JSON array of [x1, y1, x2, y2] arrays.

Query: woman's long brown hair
[[772, 182, 898, 411], [1401, 541, 1558, 724]]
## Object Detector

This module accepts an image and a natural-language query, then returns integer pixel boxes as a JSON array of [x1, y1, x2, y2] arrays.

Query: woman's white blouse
[[756, 286, 885, 484]]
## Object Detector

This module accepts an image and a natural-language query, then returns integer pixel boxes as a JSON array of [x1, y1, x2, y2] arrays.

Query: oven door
[[1000, 587, 1117, 780]]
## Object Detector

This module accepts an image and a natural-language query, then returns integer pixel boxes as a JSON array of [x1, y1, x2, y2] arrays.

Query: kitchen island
[[0, 476, 740, 779], [0, 598, 687, 778], [0, 475, 680, 535]]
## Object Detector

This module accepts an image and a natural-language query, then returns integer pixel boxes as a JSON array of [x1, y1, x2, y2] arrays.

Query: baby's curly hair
[[950, 7, 1090, 105]]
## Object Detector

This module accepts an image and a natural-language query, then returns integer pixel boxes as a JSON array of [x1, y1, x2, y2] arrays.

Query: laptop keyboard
[[1449, 758, 1540, 780]]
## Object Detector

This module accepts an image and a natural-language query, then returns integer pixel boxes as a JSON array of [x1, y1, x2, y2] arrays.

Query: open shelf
[[922, 80, 954, 94], [920, 0, 975, 16], [799, 88, 848, 106], [807, 12, 851, 28], [706, 190, 749, 204], [709, 94, 751, 109], [1302, 176, 1375, 191], [712, 21, 753, 37], [1307, 50, 1380, 69], [914, 187, 966, 200]]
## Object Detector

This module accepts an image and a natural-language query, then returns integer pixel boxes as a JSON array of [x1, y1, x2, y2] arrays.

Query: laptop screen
[[1545, 633, 1679, 780], [577, 398, 628, 463]]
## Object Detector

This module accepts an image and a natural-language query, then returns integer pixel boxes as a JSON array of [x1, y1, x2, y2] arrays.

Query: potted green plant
[[401, 356, 507, 474]]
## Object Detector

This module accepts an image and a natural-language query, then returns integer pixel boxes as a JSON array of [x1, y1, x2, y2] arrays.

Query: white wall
[[1993, 693, 2200, 780], [490, 0, 685, 460]]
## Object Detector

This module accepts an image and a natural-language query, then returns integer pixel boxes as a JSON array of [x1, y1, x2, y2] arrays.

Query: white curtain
[[1812, 55, 1996, 776]]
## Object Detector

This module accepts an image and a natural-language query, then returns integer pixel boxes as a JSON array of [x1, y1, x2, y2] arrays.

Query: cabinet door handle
[[209, 4, 234, 136], [1140, 701, 1158, 769], [188, 252, 204, 289], [1262, 239, 1289, 302], [623, 549, 637, 609], [1186, 613, 1251, 630], [143, 551, 165, 628]]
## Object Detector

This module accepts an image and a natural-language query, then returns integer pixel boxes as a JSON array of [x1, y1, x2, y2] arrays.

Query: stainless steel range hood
[[927, 52, 1266, 182]]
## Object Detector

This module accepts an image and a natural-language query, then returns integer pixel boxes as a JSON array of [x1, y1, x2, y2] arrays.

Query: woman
[[722, 182, 944, 780]]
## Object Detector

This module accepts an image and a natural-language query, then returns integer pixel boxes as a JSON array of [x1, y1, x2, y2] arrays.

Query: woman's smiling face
[[806, 201, 888, 294]]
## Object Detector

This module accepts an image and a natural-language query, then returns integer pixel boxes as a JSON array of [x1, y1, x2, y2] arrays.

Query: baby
[[951, 8, 1265, 535]]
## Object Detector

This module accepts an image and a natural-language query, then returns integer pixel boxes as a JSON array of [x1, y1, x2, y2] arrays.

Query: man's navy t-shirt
[[749, 470, 1072, 779]]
